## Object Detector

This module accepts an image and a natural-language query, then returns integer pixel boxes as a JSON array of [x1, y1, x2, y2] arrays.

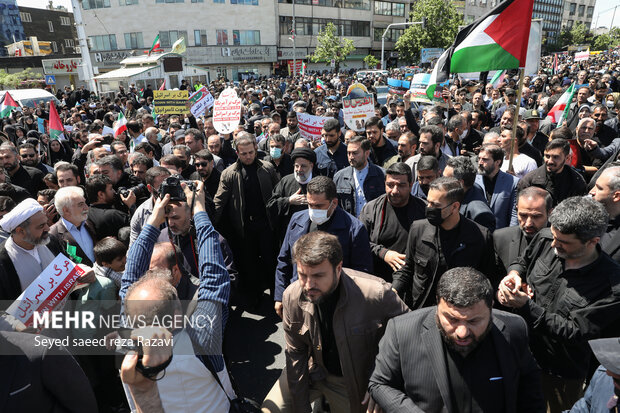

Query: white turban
[[0, 198, 43, 233]]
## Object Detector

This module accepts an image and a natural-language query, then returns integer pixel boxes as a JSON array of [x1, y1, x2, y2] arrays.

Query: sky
[[16, 0, 619, 28]]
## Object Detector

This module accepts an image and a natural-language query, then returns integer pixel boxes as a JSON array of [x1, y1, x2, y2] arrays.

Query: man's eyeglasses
[[21, 153, 37, 158], [195, 162, 210, 167]]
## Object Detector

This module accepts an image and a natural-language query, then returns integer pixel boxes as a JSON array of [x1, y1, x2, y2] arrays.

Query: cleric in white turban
[[0, 198, 63, 300]]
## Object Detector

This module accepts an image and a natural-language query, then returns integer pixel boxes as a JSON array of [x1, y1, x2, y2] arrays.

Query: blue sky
[[16, 0, 619, 29]]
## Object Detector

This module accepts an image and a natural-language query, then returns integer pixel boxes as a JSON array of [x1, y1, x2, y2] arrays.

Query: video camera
[[118, 183, 147, 199], [158, 176, 195, 202]]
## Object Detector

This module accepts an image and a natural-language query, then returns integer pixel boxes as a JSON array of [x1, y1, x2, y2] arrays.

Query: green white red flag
[[48, 101, 64, 140], [148, 34, 162, 56], [0, 92, 19, 118], [114, 111, 127, 137], [317, 79, 326, 90], [547, 82, 576, 126]]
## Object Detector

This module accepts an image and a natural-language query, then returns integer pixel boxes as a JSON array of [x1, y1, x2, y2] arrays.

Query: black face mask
[[426, 203, 452, 227]]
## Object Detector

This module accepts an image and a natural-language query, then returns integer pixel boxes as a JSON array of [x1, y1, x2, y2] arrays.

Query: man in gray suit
[[369, 267, 545, 413]]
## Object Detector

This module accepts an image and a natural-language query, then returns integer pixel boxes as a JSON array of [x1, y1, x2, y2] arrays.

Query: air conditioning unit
[[75, 46, 81, 53]]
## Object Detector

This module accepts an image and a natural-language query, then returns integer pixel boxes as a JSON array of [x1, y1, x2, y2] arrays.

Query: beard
[[477, 164, 493, 176], [302, 271, 339, 305], [24, 230, 50, 246], [436, 313, 492, 357]]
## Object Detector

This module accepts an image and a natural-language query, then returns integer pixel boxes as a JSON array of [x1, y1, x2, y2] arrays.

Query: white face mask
[[607, 101, 615, 109], [459, 128, 468, 141], [308, 201, 333, 225]]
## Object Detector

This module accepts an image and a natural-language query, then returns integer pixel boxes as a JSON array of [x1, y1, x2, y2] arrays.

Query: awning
[[94, 66, 155, 80]]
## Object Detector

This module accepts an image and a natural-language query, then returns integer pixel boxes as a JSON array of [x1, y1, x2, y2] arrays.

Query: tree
[[0, 68, 44, 89], [395, 0, 461, 63], [557, 28, 573, 50], [593, 28, 620, 50], [363, 54, 379, 69], [308, 22, 355, 73], [570, 22, 588, 45]]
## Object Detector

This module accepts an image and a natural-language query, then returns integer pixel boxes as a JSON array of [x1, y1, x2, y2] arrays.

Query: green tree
[[0, 68, 43, 89], [363, 54, 379, 69], [593, 28, 620, 50], [395, 0, 461, 63], [570, 22, 588, 45], [557, 28, 573, 49], [308, 22, 355, 73]]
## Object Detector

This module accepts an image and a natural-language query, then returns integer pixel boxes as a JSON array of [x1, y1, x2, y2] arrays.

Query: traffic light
[[422, 17, 427, 29]]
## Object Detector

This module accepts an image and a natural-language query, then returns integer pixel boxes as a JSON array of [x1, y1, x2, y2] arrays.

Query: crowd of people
[[0, 48, 619, 413]]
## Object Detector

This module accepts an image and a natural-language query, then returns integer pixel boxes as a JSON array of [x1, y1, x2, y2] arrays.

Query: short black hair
[[417, 155, 439, 172], [94, 236, 128, 265], [96, 155, 124, 172], [307, 176, 337, 200], [385, 162, 413, 183], [446, 156, 476, 188], [86, 174, 113, 202], [322, 118, 340, 132], [145, 166, 171, 187], [429, 176, 464, 204], [419, 125, 443, 145], [437, 267, 493, 309], [347, 135, 371, 151], [194, 149, 214, 162], [365, 116, 384, 131], [545, 138, 570, 156]]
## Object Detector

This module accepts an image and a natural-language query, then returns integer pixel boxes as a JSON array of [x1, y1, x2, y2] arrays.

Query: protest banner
[[420, 48, 445, 64], [297, 112, 328, 143], [213, 88, 242, 134], [574, 50, 589, 62], [153, 90, 189, 115], [343, 94, 375, 132], [188, 86, 214, 118], [346, 82, 369, 98], [7, 254, 85, 327], [409, 73, 447, 107]]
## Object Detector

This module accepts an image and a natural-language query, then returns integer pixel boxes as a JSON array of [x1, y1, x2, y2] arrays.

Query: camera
[[119, 183, 147, 198], [158, 176, 194, 202]]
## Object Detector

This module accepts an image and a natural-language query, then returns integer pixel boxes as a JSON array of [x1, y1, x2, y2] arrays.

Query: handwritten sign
[[343, 94, 375, 132], [7, 254, 85, 327], [297, 112, 328, 143], [153, 90, 189, 115], [42, 58, 82, 75], [213, 88, 241, 134], [188, 86, 214, 118], [574, 51, 589, 62]]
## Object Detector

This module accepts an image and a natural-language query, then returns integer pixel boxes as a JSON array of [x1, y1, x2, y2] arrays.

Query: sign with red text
[[42, 58, 82, 74], [342, 94, 375, 132], [188, 86, 214, 118], [213, 88, 241, 134], [7, 254, 85, 327], [574, 50, 589, 62], [297, 112, 328, 143]]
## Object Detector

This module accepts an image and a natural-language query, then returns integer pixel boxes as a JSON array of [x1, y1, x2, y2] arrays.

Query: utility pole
[[292, 0, 296, 77], [381, 20, 424, 70]]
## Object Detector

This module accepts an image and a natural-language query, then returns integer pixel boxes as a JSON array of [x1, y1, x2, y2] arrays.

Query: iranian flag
[[114, 112, 128, 137], [148, 34, 162, 56], [48, 101, 64, 140], [546, 82, 576, 125], [0, 92, 19, 118], [426, 0, 533, 96], [317, 79, 326, 90], [300, 62, 306, 76]]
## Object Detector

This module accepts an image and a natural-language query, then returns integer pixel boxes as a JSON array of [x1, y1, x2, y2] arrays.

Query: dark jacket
[[214, 158, 280, 238], [392, 215, 496, 309], [368, 307, 545, 413], [49, 219, 97, 267], [333, 164, 386, 216], [87, 203, 130, 241], [315, 141, 348, 178], [190, 168, 221, 200], [601, 215, 620, 262], [264, 152, 294, 179], [359, 194, 426, 281], [493, 225, 530, 275], [0, 331, 97, 413], [508, 228, 620, 379], [274, 207, 373, 302], [266, 173, 309, 245], [9, 165, 45, 198], [517, 165, 587, 206], [461, 184, 496, 232]]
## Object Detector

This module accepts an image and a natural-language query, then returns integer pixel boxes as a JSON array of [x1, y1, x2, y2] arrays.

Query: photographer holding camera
[[120, 180, 236, 413], [95, 155, 149, 214]]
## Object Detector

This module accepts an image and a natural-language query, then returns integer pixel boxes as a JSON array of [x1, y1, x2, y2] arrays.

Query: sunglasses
[[21, 153, 37, 158], [195, 162, 210, 167]]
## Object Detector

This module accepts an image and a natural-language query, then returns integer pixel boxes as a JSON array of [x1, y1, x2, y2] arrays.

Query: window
[[194, 29, 207, 46], [89, 34, 118, 51], [119, 0, 139, 5], [374, 1, 391, 14], [191, 0, 204, 2], [155, 0, 184, 3], [48, 21, 54, 32], [159, 30, 187, 47], [64, 39, 75, 47], [19, 12, 31, 22], [586, 6, 593, 18], [60, 16, 71, 25], [567, 19, 573, 28], [392, 3, 404, 16], [230, 0, 258, 5], [214, 0, 225, 3], [124, 32, 144, 49], [577, 4, 584, 16], [51, 41, 58, 52], [278, 0, 368, 9], [216, 29, 228, 45], [568, 2, 576, 15], [280, 16, 369, 37], [232, 30, 260, 45], [82, 0, 111, 9]]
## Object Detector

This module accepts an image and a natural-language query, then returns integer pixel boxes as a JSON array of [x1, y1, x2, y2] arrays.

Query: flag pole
[[507, 67, 525, 174]]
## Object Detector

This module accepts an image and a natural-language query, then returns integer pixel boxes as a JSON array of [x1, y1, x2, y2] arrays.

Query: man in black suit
[[369, 267, 545, 412], [0, 330, 97, 412], [590, 165, 620, 262], [0, 143, 45, 198], [494, 186, 552, 274]]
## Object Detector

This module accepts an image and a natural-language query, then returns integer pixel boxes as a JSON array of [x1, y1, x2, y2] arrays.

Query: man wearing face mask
[[267, 148, 317, 246], [272, 176, 372, 318], [264, 134, 294, 179], [392, 177, 495, 309]]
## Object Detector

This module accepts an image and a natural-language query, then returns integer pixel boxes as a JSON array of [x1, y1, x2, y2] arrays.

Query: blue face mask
[[156, 133, 163, 142], [270, 147, 282, 159]]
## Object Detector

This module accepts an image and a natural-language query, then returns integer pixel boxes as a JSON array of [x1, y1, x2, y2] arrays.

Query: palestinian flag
[[148, 34, 162, 56], [317, 78, 326, 91], [546, 82, 576, 125], [48, 101, 64, 140], [300, 62, 306, 76], [426, 49, 451, 100], [429, 0, 534, 92], [489, 70, 507, 88], [0, 92, 18, 118], [114, 111, 127, 137]]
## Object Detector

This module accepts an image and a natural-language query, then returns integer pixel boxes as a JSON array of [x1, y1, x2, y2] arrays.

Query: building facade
[[19, 6, 78, 55], [561, 0, 595, 30], [0, 0, 24, 57], [78, 0, 280, 83]]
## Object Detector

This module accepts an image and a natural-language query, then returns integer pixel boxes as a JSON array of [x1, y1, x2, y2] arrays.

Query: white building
[[561, 0, 596, 30], [78, 0, 280, 83]]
